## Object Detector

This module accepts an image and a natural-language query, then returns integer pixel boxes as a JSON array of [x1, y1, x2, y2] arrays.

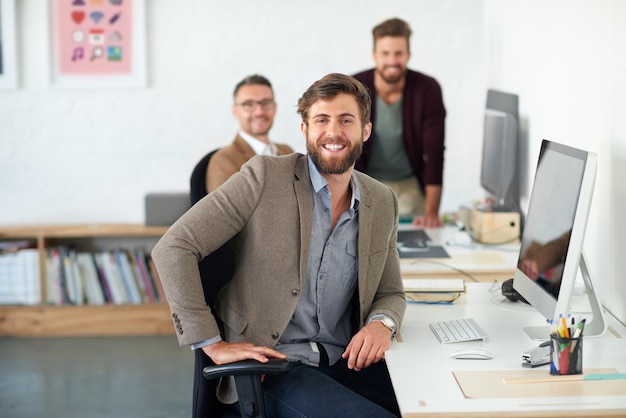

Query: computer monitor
[[512, 140, 606, 340], [480, 89, 520, 212]]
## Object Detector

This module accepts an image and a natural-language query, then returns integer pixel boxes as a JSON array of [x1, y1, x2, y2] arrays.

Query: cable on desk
[[445, 241, 520, 253], [409, 259, 479, 283], [464, 229, 521, 247]]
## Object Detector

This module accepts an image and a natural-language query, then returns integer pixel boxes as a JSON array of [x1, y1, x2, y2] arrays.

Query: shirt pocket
[[340, 240, 358, 289]]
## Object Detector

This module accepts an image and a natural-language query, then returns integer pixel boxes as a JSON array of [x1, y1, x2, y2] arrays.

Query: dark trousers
[[193, 345, 401, 418]]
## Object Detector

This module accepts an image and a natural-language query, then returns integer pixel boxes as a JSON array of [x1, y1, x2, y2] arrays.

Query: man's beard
[[376, 65, 406, 85], [307, 135, 363, 175]]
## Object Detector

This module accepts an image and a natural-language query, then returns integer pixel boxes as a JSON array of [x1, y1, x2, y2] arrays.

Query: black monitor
[[480, 89, 520, 212], [512, 140, 605, 340]]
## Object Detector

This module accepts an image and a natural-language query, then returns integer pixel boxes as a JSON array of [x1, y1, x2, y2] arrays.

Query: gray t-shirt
[[367, 95, 413, 181]]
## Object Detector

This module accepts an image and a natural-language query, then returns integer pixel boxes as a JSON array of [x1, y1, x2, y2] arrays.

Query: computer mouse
[[449, 348, 493, 360]]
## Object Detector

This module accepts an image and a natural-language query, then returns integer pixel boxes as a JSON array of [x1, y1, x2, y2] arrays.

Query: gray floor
[[0, 336, 194, 418]]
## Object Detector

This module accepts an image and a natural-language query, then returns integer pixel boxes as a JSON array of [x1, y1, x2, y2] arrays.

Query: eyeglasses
[[235, 99, 276, 112]]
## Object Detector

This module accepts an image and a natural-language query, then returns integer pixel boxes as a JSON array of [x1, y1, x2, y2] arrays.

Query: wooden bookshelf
[[0, 224, 175, 337]]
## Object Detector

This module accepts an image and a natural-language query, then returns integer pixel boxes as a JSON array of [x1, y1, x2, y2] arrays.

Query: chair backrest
[[190, 149, 219, 206], [189, 149, 289, 418], [188, 148, 235, 307], [189, 149, 237, 417]]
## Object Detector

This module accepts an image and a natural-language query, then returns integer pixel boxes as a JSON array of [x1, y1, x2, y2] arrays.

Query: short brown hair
[[297, 73, 371, 127], [233, 74, 273, 99], [372, 18, 412, 51]]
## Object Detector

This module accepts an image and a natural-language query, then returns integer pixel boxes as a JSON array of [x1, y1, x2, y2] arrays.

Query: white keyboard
[[429, 318, 488, 344]]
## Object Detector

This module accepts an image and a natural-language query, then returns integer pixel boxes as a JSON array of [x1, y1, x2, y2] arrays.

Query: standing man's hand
[[341, 322, 392, 371], [414, 185, 443, 227], [413, 214, 443, 228]]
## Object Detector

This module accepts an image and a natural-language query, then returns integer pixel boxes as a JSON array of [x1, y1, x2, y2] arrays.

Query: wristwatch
[[370, 316, 397, 337]]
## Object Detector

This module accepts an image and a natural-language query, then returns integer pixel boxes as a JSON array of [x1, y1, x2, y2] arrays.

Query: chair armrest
[[202, 358, 290, 380]]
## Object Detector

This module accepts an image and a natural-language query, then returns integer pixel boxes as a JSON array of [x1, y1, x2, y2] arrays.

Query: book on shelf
[[403, 278, 466, 303], [95, 251, 129, 305], [75, 252, 105, 306], [131, 248, 157, 303], [148, 257, 166, 302], [92, 252, 114, 303], [0, 248, 40, 305], [115, 250, 142, 305], [62, 250, 83, 305]]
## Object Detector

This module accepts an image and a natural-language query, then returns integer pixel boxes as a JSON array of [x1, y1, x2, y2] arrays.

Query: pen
[[570, 318, 586, 353]]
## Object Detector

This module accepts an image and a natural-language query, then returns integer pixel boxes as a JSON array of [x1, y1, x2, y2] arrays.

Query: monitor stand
[[523, 252, 607, 341]]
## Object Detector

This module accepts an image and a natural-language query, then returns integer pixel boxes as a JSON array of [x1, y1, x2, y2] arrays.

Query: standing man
[[153, 73, 405, 417], [353, 18, 446, 227], [206, 74, 293, 193]]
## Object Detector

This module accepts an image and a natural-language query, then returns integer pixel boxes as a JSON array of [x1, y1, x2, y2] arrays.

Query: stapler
[[522, 341, 551, 368]]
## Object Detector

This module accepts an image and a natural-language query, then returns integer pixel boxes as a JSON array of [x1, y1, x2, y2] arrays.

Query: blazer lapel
[[356, 173, 373, 322], [293, 156, 312, 287]]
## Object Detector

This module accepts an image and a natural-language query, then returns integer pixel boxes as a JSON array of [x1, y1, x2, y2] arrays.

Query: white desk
[[386, 283, 626, 417], [399, 225, 519, 282]]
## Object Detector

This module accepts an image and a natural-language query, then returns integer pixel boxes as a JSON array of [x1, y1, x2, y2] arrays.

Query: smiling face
[[301, 93, 372, 175], [373, 36, 411, 85], [231, 84, 276, 142]]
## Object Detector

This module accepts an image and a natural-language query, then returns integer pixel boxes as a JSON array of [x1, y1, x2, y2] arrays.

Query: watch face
[[379, 317, 395, 331]]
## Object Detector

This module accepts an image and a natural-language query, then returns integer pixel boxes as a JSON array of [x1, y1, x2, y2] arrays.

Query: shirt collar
[[238, 130, 276, 156], [307, 155, 360, 210]]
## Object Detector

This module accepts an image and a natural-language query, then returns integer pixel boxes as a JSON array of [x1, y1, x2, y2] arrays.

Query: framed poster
[[0, 0, 18, 89], [50, 0, 146, 88]]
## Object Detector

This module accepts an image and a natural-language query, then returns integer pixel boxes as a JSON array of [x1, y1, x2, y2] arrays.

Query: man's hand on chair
[[203, 340, 287, 365]]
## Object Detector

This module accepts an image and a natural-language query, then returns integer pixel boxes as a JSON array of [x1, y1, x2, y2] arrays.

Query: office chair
[[189, 150, 289, 418]]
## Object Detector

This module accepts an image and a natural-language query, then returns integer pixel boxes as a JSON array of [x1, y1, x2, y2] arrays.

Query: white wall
[[2, 1, 624, 321], [0, 0, 484, 225], [484, 0, 626, 323]]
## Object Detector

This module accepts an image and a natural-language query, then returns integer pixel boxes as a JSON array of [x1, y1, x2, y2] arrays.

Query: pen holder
[[550, 335, 583, 375]]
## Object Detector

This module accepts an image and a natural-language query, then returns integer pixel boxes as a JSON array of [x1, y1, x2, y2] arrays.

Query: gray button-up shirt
[[275, 156, 360, 366]]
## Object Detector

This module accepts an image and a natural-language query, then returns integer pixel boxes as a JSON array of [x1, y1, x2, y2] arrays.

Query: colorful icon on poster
[[89, 11, 105, 24], [72, 30, 85, 43], [109, 12, 121, 25], [107, 46, 123, 61], [90, 47, 104, 61], [71, 47, 85, 61], [89, 29, 105, 44], [109, 31, 123, 42], [71, 11, 86, 24]]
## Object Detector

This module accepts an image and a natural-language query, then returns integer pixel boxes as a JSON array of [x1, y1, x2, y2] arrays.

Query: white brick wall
[[0, 0, 484, 224]]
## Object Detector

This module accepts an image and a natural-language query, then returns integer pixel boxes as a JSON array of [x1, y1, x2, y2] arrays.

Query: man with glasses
[[206, 74, 293, 193]]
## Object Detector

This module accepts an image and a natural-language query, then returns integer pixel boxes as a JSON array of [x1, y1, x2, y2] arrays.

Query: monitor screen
[[480, 89, 520, 211], [512, 140, 604, 340]]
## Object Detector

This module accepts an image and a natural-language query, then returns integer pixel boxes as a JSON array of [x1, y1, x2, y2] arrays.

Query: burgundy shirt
[[353, 69, 446, 192]]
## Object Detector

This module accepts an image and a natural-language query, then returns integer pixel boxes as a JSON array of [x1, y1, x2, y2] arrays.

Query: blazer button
[[291, 289, 299, 297], [271, 332, 280, 340]]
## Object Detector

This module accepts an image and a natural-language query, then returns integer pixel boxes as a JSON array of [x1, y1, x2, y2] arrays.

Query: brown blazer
[[206, 134, 293, 193], [154, 153, 405, 403], [153, 153, 405, 350]]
